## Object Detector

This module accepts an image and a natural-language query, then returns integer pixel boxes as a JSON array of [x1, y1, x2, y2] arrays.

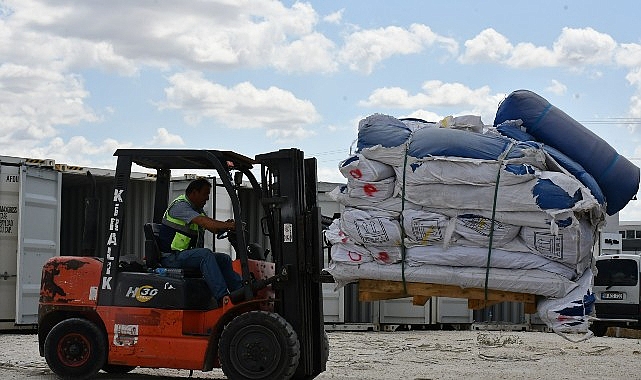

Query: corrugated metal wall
[[60, 173, 155, 259], [473, 302, 526, 324]]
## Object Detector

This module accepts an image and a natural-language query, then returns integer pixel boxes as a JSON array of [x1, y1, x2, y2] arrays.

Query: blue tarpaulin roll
[[407, 126, 536, 160], [494, 89, 639, 215], [497, 120, 606, 205]]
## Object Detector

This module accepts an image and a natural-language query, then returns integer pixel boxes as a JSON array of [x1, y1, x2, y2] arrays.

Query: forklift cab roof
[[114, 149, 255, 172]]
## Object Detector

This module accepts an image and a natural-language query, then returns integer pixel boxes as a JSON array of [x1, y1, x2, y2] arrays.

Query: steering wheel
[[217, 227, 243, 252], [215, 225, 264, 260], [216, 221, 245, 241]]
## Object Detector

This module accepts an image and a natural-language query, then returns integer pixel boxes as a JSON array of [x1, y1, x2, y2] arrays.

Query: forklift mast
[[257, 149, 326, 378]]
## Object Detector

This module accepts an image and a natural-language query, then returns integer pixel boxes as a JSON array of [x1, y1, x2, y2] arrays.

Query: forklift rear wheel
[[219, 311, 300, 380], [44, 318, 107, 379], [102, 363, 137, 374]]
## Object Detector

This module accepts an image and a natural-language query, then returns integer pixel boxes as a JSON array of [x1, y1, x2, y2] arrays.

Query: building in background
[[619, 221, 641, 254]]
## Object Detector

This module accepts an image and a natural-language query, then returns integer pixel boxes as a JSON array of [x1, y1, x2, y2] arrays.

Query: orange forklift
[[37, 148, 327, 379]]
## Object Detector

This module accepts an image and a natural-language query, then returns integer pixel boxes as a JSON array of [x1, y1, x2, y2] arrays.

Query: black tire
[[590, 322, 609, 337], [219, 311, 300, 380], [102, 363, 137, 374], [44, 318, 107, 379]]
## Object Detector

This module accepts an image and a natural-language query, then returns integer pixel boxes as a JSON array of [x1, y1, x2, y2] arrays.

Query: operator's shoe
[[206, 292, 228, 309], [216, 291, 231, 307]]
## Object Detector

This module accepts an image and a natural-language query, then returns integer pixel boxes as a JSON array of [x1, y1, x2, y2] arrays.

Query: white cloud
[[149, 128, 184, 147], [626, 67, 641, 88], [505, 42, 557, 68], [400, 110, 443, 123], [624, 67, 641, 119], [19, 136, 130, 168], [459, 28, 512, 64], [270, 33, 338, 73], [0, 0, 334, 74], [615, 43, 641, 68], [323, 9, 344, 24], [266, 125, 315, 140], [460, 27, 621, 69], [158, 71, 320, 138], [553, 27, 616, 66], [359, 80, 502, 124], [0, 63, 98, 145], [546, 80, 567, 96], [359, 86, 419, 108], [0, 2, 139, 74], [629, 94, 641, 119], [317, 165, 345, 183], [339, 24, 458, 74]]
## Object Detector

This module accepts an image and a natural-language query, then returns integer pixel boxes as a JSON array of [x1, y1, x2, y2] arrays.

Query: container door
[[16, 166, 61, 324], [317, 183, 346, 323], [0, 163, 21, 324]]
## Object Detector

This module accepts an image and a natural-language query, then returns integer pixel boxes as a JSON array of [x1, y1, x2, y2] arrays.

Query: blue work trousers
[[161, 248, 242, 300]]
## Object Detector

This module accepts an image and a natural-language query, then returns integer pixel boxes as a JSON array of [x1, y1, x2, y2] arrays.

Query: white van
[[591, 254, 641, 336]]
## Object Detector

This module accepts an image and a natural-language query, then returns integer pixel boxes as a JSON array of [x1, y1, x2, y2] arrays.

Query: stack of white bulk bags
[[325, 90, 641, 334], [326, 110, 610, 316]]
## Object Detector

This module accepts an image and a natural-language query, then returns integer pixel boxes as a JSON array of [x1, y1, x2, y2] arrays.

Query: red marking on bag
[[376, 251, 389, 263], [349, 168, 363, 179], [363, 183, 377, 196], [348, 251, 362, 261]]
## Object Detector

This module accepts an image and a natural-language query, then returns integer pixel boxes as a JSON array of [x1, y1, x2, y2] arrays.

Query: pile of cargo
[[325, 89, 640, 334]]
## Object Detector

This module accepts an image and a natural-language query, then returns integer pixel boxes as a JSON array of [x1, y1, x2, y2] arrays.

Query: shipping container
[[1, 157, 61, 328], [317, 182, 347, 325]]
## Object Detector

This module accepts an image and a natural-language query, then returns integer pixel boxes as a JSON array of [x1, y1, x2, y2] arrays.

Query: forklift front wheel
[[219, 311, 300, 380], [44, 318, 107, 379]]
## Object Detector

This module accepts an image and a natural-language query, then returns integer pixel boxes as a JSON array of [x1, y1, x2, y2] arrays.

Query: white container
[[0, 157, 61, 327], [318, 182, 346, 324], [434, 297, 473, 325], [375, 298, 433, 326]]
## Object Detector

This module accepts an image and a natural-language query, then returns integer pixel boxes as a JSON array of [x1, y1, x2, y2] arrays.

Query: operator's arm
[[191, 215, 235, 234]]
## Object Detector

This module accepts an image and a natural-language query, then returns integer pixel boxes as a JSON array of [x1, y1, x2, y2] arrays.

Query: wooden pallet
[[358, 279, 537, 314]]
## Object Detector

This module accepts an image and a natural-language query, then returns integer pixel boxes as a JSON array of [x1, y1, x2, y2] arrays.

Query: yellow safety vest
[[161, 195, 204, 251]]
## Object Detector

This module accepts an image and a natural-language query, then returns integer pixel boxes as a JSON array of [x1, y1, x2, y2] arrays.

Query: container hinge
[[1, 271, 17, 280]]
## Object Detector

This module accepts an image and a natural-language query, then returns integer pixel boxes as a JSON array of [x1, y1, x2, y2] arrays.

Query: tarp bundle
[[325, 91, 636, 333], [494, 89, 639, 216]]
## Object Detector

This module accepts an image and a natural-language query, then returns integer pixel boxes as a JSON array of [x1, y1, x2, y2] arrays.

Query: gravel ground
[[2, 329, 641, 379]]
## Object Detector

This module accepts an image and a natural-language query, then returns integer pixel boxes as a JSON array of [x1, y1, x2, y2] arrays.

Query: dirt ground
[[2, 329, 641, 379]]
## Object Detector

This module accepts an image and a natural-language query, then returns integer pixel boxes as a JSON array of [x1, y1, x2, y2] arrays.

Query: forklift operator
[[158, 178, 243, 304]]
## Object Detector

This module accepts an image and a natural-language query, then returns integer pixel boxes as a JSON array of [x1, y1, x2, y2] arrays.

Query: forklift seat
[[143, 223, 201, 277], [143, 223, 164, 269]]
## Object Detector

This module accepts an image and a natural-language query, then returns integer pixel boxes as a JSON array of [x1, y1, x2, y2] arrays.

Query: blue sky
[[1, 1, 641, 220]]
